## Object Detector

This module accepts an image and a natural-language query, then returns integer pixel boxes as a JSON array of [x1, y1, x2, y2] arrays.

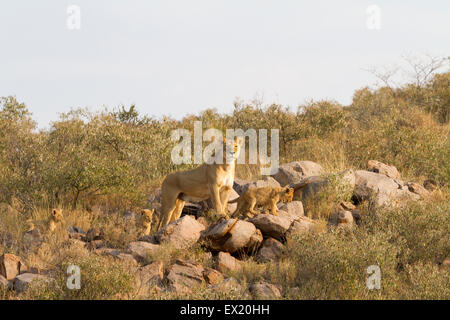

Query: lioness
[[230, 186, 294, 218], [157, 137, 243, 230]]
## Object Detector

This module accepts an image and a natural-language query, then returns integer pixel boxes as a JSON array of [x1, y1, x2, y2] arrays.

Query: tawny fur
[[230, 186, 294, 218], [157, 137, 243, 230], [137, 209, 155, 236]]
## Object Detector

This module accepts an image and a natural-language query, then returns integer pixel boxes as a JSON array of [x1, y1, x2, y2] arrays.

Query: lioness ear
[[52, 209, 57, 215]]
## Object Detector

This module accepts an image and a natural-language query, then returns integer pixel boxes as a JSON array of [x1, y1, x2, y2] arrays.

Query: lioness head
[[280, 187, 294, 202], [224, 136, 244, 162]]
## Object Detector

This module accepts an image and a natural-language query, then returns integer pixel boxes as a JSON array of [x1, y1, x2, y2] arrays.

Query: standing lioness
[[157, 137, 243, 230]]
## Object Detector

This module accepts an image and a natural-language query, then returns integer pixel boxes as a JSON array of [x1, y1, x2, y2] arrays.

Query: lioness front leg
[[219, 186, 232, 218], [210, 185, 224, 217]]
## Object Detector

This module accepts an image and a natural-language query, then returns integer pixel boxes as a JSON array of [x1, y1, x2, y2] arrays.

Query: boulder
[[212, 277, 243, 293], [256, 238, 284, 262], [13, 273, 47, 293], [287, 216, 318, 235], [233, 178, 252, 195], [278, 201, 304, 218], [166, 260, 205, 293], [227, 189, 240, 213], [127, 241, 160, 262], [354, 170, 419, 206], [292, 176, 328, 201], [240, 177, 281, 194], [248, 214, 292, 240], [249, 281, 282, 299], [406, 182, 430, 197], [155, 215, 205, 249], [0, 275, 12, 290], [367, 160, 400, 179], [203, 268, 224, 285], [138, 261, 164, 286], [215, 252, 242, 273], [202, 219, 262, 253], [272, 161, 324, 186], [0, 254, 27, 280]]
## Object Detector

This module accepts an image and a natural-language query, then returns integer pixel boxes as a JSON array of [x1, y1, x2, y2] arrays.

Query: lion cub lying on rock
[[230, 186, 294, 218]]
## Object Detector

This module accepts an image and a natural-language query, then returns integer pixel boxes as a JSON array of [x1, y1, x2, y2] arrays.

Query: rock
[[67, 226, 86, 235], [233, 178, 252, 195], [0, 254, 27, 280], [248, 214, 292, 240], [227, 189, 240, 213], [256, 238, 284, 262], [212, 277, 243, 293], [215, 252, 242, 273], [240, 177, 281, 194], [127, 241, 160, 262], [287, 216, 318, 235], [196, 216, 209, 228], [337, 210, 354, 228], [202, 219, 262, 253], [292, 175, 328, 201], [84, 228, 102, 242], [353, 170, 419, 206], [249, 281, 282, 299], [406, 182, 430, 197], [86, 240, 105, 251], [0, 275, 12, 290], [278, 201, 304, 218], [13, 273, 47, 293], [66, 238, 87, 250], [367, 160, 400, 179], [155, 215, 205, 249], [138, 261, 164, 286], [203, 268, 224, 285], [96, 247, 138, 265], [166, 260, 205, 293], [272, 161, 324, 186]]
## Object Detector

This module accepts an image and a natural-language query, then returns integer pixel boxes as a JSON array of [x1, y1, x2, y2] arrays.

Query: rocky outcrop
[[248, 214, 292, 241], [0, 253, 27, 281], [249, 281, 282, 299], [272, 161, 324, 186], [367, 160, 400, 179], [256, 238, 284, 262], [13, 273, 47, 293], [201, 219, 262, 253], [155, 215, 205, 249], [127, 241, 160, 262], [353, 170, 419, 206], [215, 252, 242, 273]]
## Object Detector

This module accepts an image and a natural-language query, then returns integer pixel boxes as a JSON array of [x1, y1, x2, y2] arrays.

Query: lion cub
[[137, 209, 155, 236], [27, 208, 64, 234], [230, 186, 294, 218]]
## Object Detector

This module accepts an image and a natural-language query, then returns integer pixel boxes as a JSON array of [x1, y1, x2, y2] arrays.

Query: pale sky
[[1, 1, 449, 128]]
